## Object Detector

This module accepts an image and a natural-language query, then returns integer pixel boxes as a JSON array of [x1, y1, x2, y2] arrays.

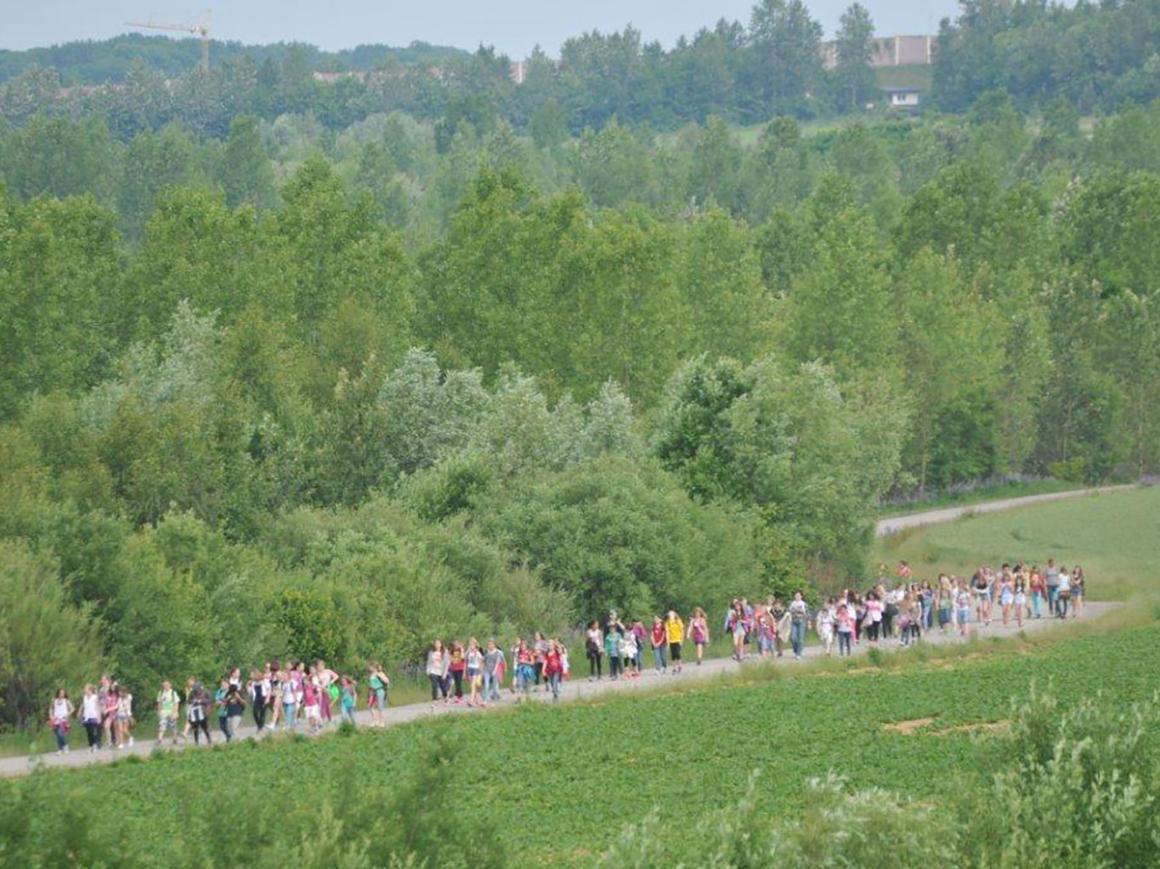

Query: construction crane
[[126, 10, 212, 73]]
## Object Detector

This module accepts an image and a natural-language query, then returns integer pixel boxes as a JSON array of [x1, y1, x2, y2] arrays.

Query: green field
[[4, 617, 1158, 866], [875, 485, 1160, 601]]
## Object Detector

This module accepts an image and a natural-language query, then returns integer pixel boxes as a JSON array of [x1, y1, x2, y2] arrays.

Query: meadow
[[874, 485, 1160, 602]]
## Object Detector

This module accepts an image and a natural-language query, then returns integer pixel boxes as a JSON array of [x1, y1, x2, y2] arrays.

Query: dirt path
[[875, 485, 1137, 537], [1, 601, 1117, 778]]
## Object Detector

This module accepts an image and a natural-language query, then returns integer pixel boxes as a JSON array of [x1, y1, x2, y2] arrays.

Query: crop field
[[875, 485, 1160, 602], [3, 618, 1159, 865]]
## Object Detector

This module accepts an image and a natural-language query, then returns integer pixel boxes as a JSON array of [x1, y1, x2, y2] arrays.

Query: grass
[[875, 484, 1160, 602], [875, 477, 1080, 518]]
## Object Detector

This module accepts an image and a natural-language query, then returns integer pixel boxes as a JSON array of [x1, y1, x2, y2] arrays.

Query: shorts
[[1014, 593, 1026, 607], [1001, 592, 1014, 606], [938, 607, 951, 627], [957, 607, 971, 624], [158, 715, 177, 733], [304, 704, 320, 719], [669, 642, 682, 661], [468, 669, 482, 688]]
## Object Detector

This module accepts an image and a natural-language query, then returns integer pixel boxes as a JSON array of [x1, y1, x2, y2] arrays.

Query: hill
[[0, 34, 468, 84]]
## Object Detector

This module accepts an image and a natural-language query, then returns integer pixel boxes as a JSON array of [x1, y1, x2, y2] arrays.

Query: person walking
[[224, 681, 246, 741], [426, 639, 449, 707], [1055, 567, 1071, 619], [585, 620, 604, 681], [155, 680, 181, 748], [688, 608, 710, 666], [650, 616, 667, 673], [49, 689, 73, 755], [482, 640, 504, 704], [544, 640, 564, 700], [665, 610, 685, 674], [788, 591, 809, 660], [367, 662, 390, 725], [466, 638, 484, 707], [79, 684, 102, 752], [187, 680, 212, 745]]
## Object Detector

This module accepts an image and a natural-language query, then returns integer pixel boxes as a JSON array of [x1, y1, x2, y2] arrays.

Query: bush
[[960, 684, 1160, 867], [601, 771, 953, 867]]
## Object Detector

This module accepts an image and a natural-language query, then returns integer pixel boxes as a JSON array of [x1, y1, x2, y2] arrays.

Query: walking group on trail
[[43, 557, 1086, 758]]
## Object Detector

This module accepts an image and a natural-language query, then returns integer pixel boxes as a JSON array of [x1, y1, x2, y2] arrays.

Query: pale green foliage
[[378, 348, 489, 475], [602, 772, 951, 868], [0, 540, 105, 728], [964, 686, 1160, 867]]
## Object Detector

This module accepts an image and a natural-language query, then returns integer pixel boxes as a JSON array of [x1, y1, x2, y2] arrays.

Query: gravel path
[[874, 485, 1137, 537], [2, 601, 1117, 778]]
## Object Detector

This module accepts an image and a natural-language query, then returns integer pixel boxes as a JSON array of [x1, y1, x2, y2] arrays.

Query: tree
[[745, 0, 824, 120], [217, 115, 274, 209], [832, 3, 877, 112], [0, 541, 105, 728]]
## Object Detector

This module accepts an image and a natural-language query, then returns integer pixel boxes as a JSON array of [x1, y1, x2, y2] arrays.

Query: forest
[[1, 0, 1159, 729]]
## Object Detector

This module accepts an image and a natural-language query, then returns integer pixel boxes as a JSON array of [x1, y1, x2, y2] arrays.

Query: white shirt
[[81, 694, 101, 721]]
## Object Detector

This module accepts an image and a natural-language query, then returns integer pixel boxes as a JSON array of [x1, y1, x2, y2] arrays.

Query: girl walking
[[80, 684, 102, 752], [426, 639, 449, 707], [688, 608, 710, 665], [650, 616, 667, 673], [585, 620, 604, 681], [665, 610, 685, 674], [49, 689, 73, 755], [466, 638, 484, 707]]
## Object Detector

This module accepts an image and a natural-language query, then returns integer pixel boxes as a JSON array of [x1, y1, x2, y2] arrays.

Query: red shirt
[[650, 625, 665, 646], [544, 650, 562, 676]]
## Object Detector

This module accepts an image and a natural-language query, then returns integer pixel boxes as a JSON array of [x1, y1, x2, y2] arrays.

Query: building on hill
[[822, 34, 935, 70], [885, 87, 922, 112]]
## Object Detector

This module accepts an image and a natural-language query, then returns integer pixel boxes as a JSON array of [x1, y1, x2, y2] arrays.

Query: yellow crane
[[126, 10, 212, 73]]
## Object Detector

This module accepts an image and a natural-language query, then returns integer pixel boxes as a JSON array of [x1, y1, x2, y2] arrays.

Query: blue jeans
[[1032, 592, 1044, 618], [790, 620, 806, 657], [652, 644, 667, 671], [483, 672, 501, 701], [837, 631, 852, 656], [548, 672, 561, 699]]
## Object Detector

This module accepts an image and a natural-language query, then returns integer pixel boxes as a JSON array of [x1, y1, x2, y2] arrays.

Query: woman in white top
[[79, 684, 102, 752], [116, 689, 134, 748], [49, 688, 74, 755], [1055, 568, 1072, 619]]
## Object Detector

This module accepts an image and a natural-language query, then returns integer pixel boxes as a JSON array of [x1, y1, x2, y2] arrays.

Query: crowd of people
[[45, 660, 392, 756], [44, 559, 1085, 756]]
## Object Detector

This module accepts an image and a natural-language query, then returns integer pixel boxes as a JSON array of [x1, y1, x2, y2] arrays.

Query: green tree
[[0, 541, 105, 728], [831, 3, 878, 112], [217, 115, 275, 209]]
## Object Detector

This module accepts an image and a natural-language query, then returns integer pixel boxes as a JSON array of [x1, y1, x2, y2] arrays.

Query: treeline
[[3, 96, 1160, 728], [0, 33, 468, 85], [934, 0, 1160, 113], [5, 0, 1160, 141]]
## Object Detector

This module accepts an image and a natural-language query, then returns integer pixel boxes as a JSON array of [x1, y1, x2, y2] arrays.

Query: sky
[[3, 1, 961, 57]]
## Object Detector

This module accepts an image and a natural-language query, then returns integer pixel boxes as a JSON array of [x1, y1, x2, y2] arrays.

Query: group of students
[[45, 558, 1084, 755], [719, 558, 1088, 662], [46, 659, 393, 756], [583, 610, 709, 680]]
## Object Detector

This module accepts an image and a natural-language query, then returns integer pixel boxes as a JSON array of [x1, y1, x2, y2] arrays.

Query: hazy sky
[[4, 1, 961, 56]]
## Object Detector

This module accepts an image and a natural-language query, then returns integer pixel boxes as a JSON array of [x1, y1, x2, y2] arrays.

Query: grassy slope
[[5, 620, 1159, 865], [875, 64, 934, 91], [874, 485, 1160, 601]]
